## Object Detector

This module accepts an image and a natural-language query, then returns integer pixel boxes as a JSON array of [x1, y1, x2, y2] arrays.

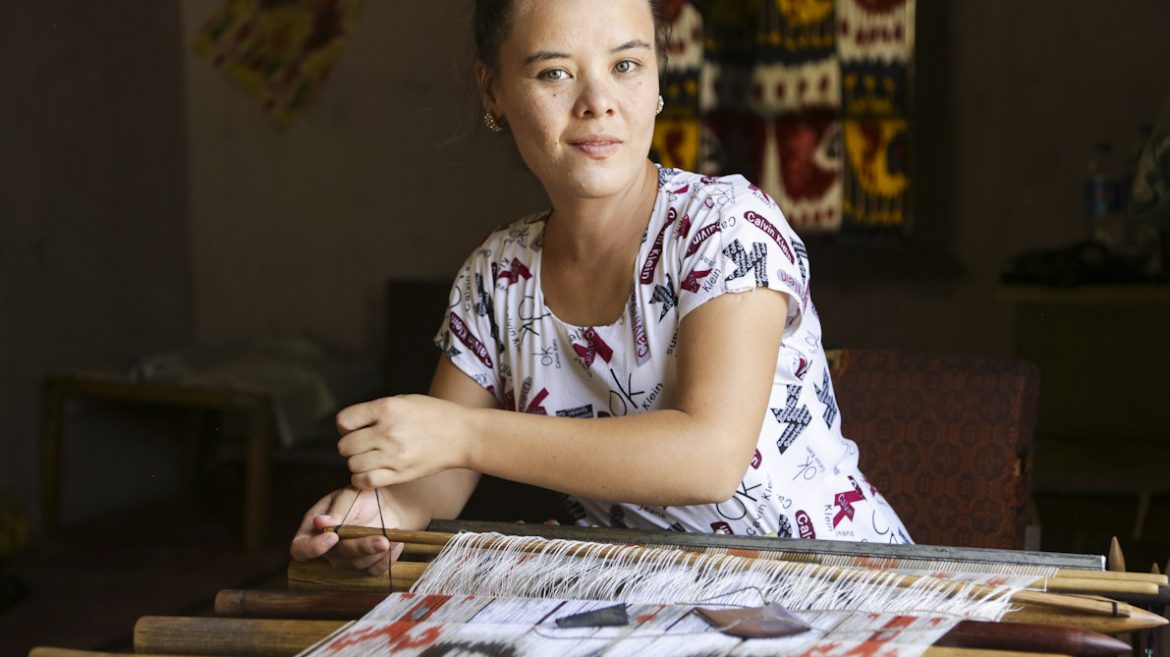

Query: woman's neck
[[543, 160, 659, 263], [538, 160, 660, 327]]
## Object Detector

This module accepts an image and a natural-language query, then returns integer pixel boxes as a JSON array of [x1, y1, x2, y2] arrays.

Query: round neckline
[[534, 184, 667, 332]]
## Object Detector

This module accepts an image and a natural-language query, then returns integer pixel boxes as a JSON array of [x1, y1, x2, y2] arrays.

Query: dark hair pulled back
[[474, 0, 667, 73]]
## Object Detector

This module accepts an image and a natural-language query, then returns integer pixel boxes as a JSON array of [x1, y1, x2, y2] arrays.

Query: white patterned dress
[[434, 166, 912, 543]]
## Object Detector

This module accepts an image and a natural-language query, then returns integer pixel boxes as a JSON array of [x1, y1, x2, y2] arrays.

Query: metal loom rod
[[213, 588, 1131, 657], [328, 527, 1151, 617], [331, 526, 1167, 587]]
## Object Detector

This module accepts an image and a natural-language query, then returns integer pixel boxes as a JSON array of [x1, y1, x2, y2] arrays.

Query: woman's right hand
[[289, 486, 421, 576]]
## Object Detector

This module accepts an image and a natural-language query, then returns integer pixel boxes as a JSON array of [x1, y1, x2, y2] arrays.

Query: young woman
[[291, 0, 910, 576]]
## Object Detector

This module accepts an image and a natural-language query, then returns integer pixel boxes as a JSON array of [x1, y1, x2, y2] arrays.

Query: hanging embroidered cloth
[[195, 0, 364, 126], [654, 0, 915, 235]]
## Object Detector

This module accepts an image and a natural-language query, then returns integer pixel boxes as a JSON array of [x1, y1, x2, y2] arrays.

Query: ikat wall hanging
[[653, 0, 915, 235], [196, 0, 364, 127]]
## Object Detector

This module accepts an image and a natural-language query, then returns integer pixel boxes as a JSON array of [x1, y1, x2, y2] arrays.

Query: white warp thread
[[411, 533, 1023, 622]]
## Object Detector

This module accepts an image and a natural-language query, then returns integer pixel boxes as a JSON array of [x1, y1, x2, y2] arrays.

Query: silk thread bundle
[[410, 532, 1028, 622]]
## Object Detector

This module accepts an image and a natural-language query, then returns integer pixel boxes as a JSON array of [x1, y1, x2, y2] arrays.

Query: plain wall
[[0, 2, 193, 526]]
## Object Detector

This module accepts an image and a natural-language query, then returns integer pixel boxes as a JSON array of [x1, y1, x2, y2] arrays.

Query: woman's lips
[[569, 136, 622, 159]]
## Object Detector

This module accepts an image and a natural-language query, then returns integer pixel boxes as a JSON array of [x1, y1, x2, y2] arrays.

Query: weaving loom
[[29, 522, 1168, 657]]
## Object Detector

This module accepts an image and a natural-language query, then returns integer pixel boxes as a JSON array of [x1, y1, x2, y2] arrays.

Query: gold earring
[[656, 95, 664, 115], [484, 111, 504, 133]]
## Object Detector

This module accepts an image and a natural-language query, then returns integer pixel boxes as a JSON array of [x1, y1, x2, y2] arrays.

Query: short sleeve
[[675, 181, 812, 335], [432, 250, 504, 402]]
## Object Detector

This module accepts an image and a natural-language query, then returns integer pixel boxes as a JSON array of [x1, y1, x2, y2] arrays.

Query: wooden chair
[[828, 348, 1040, 549]]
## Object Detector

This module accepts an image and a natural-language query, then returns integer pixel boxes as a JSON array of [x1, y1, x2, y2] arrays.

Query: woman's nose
[[574, 72, 617, 118]]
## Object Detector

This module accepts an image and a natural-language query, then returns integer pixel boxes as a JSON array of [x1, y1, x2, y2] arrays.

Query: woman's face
[[481, 0, 660, 200]]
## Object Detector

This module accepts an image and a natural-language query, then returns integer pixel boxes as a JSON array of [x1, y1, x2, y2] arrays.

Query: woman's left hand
[[336, 394, 472, 489]]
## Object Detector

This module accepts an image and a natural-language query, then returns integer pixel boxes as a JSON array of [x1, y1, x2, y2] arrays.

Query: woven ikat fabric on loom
[[652, 0, 914, 234], [303, 592, 959, 657]]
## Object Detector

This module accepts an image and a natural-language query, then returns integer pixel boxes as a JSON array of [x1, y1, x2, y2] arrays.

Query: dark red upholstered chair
[[828, 349, 1040, 549]]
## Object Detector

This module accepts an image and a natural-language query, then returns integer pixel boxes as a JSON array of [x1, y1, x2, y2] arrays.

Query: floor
[[0, 461, 333, 657]]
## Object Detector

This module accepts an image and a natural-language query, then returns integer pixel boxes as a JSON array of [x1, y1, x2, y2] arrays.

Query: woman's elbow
[[682, 454, 751, 504]]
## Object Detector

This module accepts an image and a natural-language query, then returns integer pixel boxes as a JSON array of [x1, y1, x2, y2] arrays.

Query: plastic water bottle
[[1084, 141, 1124, 248]]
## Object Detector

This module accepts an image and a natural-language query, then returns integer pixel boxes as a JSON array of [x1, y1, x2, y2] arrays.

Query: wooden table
[[40, 372, 275, 550]]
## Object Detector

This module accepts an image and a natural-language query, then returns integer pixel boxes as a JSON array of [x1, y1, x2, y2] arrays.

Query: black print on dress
[[771, 384, 811, 454], [473, 273, 503, 355], [562, 496, 587, 521], [724, 240, 769, 288], [815, 369, 838, 428], [793, 240, 810, 283], [556, 404, 594, 418], [650, 274, 678, 322], [776, 513, 793, 538], [667, 522, 687, 532], [609, 504, 627, 528]]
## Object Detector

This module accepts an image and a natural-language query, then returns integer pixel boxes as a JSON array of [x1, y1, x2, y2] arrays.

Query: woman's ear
[[475, 61, 498, 116]]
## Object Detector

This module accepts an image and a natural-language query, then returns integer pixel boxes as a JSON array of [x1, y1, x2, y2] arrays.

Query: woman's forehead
[[504, 0, 655, 53]]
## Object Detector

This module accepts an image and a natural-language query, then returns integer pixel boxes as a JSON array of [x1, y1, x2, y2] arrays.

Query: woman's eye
[[614, 60, 639, 74], [539, 68, 568, 81]]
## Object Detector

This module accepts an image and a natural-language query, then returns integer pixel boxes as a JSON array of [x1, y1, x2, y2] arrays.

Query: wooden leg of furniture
[[244, 407, 272, 552]]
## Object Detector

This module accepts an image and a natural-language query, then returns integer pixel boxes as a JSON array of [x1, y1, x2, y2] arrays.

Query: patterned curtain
[[651, 0, 915, 235]]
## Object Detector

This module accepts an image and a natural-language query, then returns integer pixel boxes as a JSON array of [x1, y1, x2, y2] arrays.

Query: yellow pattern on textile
[[844, 120, 908, 196], [195, 0, 363, 126], [776, 0, 835, 27], [653, 120, 703, 172]]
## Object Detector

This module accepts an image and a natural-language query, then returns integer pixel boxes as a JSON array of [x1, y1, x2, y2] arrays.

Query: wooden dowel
[[1004, 604, 1167, 634], [213, 588, 1130, 657], [215, 589, 384, 619], [287, 558, 423, 592], [132, 616, 1115, 657], [331, 528, 1138, 618], [134, 616, 341, 657], [1107, 537, 1126, 573], [30, 650, 217, 657], [1050, 570, 1167, 586], [1039, 577, 1158, 596], [938, 621, 1129, 657]]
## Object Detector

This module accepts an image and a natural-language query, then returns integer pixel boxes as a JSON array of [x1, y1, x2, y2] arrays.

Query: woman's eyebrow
[[524, 50, 570, 66], [611, 39, 652, 53], [522, 39, 653, 66]]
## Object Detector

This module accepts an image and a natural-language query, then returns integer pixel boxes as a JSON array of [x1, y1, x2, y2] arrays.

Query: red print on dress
[[685, 222, 721, 257], [710, 521, 733, 534], [494, 258, 532, 285], [744, 210, 795, 264], [832, 477, 866, 528], [573, 328, 613, 367], [681, 268, 712, 293], [640, 208, 679, 283], [448, 313, 493, 369], [795, 510, 816, 539]]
